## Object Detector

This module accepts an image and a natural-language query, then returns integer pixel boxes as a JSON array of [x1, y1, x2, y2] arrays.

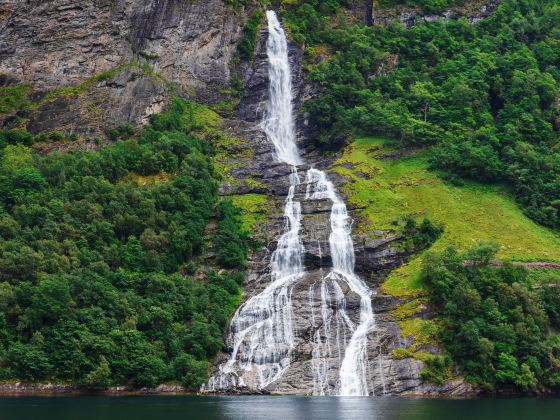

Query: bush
[[173, 353, 209, 389], [6, 343, 52, 382], [237, 10, 264, 62]]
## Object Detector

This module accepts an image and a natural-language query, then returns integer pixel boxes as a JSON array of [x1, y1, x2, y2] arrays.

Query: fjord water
[[206, 10, 377, 395], [2, 396, 560, 420]]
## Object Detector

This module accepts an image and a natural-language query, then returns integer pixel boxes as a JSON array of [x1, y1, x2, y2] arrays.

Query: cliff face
[[0, 0, 250, 137], [345, 0, 500, 26]]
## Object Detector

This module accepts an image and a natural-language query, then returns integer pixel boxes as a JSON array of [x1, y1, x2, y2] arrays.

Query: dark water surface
[[1, 395, 559, 420]]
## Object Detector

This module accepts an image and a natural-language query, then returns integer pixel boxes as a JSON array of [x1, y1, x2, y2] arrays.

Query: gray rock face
[[0, 0, 245, 91], [26, 66, 169, 139], [371, 0, 501, 27], [0, 0, 251, 135]]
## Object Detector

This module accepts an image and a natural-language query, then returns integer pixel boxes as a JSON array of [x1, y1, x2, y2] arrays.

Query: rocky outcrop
[[370, 0, 500, 27], [0, 0, 253, 136], [0, 0, 247, 91], [26, 66, 169, 139], [0, 382, 192, 396]]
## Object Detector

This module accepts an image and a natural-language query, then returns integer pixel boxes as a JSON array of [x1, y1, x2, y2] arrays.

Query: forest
[[282, 0, 560, 230], [0, 99, 248, 388], [424, 245, 560, 390]]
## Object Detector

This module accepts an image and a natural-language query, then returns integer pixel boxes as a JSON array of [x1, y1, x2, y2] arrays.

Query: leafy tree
[[282, 0, 560, 230]]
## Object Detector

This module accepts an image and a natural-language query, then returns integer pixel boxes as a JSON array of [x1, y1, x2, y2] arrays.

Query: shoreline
[[0, 383, 196, 397], [1, 383, 557, 399]]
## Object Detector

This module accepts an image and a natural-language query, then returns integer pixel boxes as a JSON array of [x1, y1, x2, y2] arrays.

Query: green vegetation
[[0, 98, 247, 389], [237, 9, 265, 62], [335, 137, 560, 386], [214, 200, 249, 269], [0, 129, 82, 149], [424, 245, 560, 390], [229, 193, 271, 233], [333, 138, 560, 290], [282, 0, 560, 231], [0, 85, 31, 115], [139, 52, 160, 60], [377, 0, 462, 14]]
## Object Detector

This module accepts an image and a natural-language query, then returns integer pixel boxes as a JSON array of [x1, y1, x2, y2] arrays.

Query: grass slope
[[334, 137, 560, 297]]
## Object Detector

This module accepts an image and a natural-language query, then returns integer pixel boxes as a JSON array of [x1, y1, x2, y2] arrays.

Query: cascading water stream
[[261, 11, 302, 166], [202, 10, 304, 392], [204, 10, 378, 396], [305, 169, 377, 396]]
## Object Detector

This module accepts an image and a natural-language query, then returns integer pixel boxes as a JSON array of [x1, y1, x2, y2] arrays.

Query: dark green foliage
[[0, 98, 246, 388], [106, 124, 135, 142], [215, 200, 248, 269], [237, 10, 264, 62], [419, 355, 451, 385], [423, 245, 560, 390], [5, 343, 52, 382], [0, 129, 82, 147], [1, 129, 34, 146], [283, 0, 560, 230], [404, 217, 444, 250]]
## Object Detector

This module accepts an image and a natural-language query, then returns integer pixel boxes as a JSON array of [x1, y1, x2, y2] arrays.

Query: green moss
[[212, 134, 255, 187], [399, 318, 440, 351], [391, 297, 429, 320], [0, 84, 31, 114], [391, 347, 434, 362], [182, 101, 220, 135], [243, 177, 266, 189], [229, 193, 271, 233]]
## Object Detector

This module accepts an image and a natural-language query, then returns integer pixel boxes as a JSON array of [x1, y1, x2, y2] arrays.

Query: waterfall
[[305, 169, 375, 396], [202, 10, 305, 392], [261, 10, 302, 166], [203, 10, 376, 396]]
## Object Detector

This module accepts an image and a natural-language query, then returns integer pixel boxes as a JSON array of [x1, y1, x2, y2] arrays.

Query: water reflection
[[1, 395, 559, 420]]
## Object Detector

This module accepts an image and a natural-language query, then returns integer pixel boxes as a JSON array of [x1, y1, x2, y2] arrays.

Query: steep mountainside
[[1, 0, 559, 395]]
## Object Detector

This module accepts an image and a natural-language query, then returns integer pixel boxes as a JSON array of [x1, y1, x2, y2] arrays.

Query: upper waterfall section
[[261, 10, 302, 166]]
